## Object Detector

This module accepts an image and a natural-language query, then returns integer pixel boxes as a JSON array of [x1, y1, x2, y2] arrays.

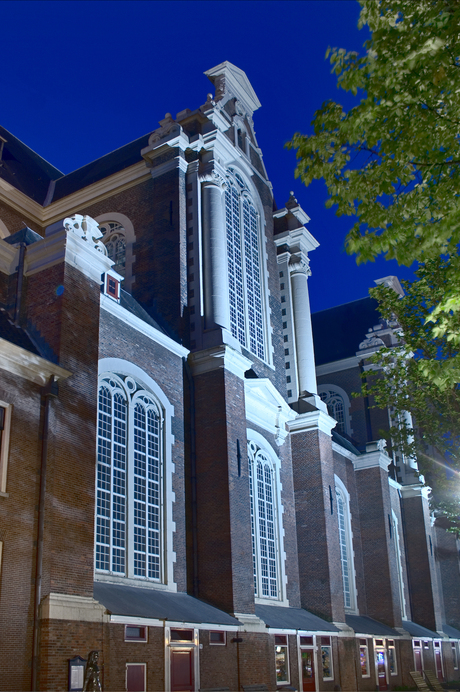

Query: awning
[[402, 620, 439, 638], [94, 582, 240, 626], [255, 605, 339, 632], [346, 615, 400, 637]]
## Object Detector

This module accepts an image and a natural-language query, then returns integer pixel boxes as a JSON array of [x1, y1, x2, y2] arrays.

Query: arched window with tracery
[[318, 385, 351, 437], [99, 221, 126, 277], [96, 372, 163, 581], [335, 476, 358, 612], [225, 170, 266, 361], [248, 439, 281, 599]]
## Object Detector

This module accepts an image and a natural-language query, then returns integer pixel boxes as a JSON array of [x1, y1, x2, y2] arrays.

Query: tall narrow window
[[335, 477, 357, 612], [248, 440, 279, 599], [318, 386, 351, 436], [225, 170, 265, 360], [96, 373, 163, 581]]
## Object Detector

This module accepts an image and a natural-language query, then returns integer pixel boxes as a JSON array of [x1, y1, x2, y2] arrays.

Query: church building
[[0, 61, 459, 692]]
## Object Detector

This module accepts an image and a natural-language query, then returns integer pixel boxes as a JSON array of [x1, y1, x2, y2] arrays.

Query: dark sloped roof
[[332, 430, 361, 456], [402, 620, 439, 638], [93, 582, 240, 626], [0, 125, 62, 204], [51, 133, 151, 202], [119, 290, 168, 335], [0, 310, 40, 355], [312, 297, 381, 366], [442, 624, 460, 638], [255, 605, 338, 632], [346, 615, 400, 637]]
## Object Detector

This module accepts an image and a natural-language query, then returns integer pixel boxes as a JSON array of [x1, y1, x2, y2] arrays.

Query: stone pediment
[[205, 61, 261, 116], [244, 378, 293, 446]]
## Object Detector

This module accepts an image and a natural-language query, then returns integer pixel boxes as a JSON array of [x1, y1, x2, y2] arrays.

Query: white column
[[201, 176, 230, 331], [289, 259, 317, 396]]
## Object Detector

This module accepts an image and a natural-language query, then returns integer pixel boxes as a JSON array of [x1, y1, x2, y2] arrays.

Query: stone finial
[[285, 191, 298, 210]]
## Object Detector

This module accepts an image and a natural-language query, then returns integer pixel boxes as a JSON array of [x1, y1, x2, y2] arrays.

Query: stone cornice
[[0, 161, 151, 227], [274, 226, 319, 255], [189, 345, 252, 379], [100, 294, 189, 359], [0, 338, 71, 386], [352, 450, 391, 472], [399, 483, 430, 500], [40, 593, 109, 623], [316, 356, 360, 377], [287, 409, 337, 436]]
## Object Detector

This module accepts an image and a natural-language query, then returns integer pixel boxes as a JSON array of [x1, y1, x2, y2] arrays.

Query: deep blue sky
[[1, 0, 415, 313]]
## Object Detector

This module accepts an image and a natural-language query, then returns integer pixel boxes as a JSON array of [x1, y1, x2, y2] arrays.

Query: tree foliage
[[288, 0, 460, 386], [364, 263, 460, 527]]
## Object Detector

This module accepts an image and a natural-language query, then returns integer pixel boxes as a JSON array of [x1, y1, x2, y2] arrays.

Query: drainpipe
[[14, 241, 26, 326], [184, 359, 199, 598], [31, 376, 59, 691]]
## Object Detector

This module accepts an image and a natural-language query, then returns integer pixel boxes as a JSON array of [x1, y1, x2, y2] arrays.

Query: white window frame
[[359, 638, 371, 678], [164, 627, 200, 692], [320, 636, 334, 681], [335, 475, 358, 613], [125, 625, 148, 643], [434, 639, 444, 679], [248, 430, 288, 605], [209, 630, 226, 646], [95, 359, 176, 590], [452, 641, 459, 670], [318, 385, 352, 437], [126, 663, 146, 692], [392, 510, 407, 619], [224, 168, 270, 363], [274, 634, 290, 685], [0, 401, 12, 495]]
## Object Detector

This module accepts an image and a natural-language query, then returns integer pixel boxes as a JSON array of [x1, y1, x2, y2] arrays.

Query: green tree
[[365, 263, 460, 527], [288, 0, 460, 387]]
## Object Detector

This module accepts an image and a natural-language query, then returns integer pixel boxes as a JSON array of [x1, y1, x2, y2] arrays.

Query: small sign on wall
[[69, 655, 86, 691]]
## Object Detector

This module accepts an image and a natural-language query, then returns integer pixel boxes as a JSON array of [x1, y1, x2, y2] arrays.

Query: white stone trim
[[399, 484, 430, 500], [352, 450, 391, 472], [189, 345, 252, 378], [287, 409, 337, 436], [97, 359, 177, 591], [0, 239, 19, 275], [40, 593, 109, 622], [0, 219, 10, 239], [334, 475, 359, 614], [332, 441, 358, 462], [0, 338, 71, 385], [316, 356, 360, 377], [244, 379, 292, 445], [100, 293, 188, 358], [0, 401, 12, 494], [0, 161, 151, 227]]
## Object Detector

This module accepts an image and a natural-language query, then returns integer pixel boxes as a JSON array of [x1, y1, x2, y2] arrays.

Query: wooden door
[[171, 649, 194, 692], [375, 649, 388, 691], [126, 664, 146, 692], [301, 649, 315, 692], [414, 649, 423, 672]]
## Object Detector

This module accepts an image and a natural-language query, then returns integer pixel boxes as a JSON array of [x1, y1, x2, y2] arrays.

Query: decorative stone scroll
[[63, 215, 106, 255], [288, 255, 311, 277]]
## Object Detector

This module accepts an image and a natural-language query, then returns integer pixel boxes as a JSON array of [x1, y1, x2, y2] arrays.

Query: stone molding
[[189, 346, 252, 379], [287, 409, 337, 436], [244, 378, 292, 446], [352, 450, 392, 472], [40, 593, 109, 623], [0, 338, 71, 386], [0, 239, 18, 275], [399, 483, 430, 500]]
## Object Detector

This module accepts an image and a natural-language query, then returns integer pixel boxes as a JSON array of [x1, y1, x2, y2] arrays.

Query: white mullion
[[127, 395, 134, 578]]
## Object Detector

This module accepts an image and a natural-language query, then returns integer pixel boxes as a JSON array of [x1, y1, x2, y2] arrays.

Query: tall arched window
[[335, 476, 357, 612], [225, 170, 266, 361], [248, 439, 281, 600], [99, 222, 127, 276], [318, 385, 351, 437], [96, 372, 164, 581]]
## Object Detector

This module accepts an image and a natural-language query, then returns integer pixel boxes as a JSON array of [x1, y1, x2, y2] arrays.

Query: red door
[[301, 649, 315, 692], [171, 649, 194, 692], [414, 649, 423, 672], [435, 649, 443, 680], [126, 664, 146, 692], [376, 649, 388, 691]]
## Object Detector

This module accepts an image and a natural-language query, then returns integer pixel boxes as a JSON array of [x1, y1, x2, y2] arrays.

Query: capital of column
[[198, 169, 227, 191], [288, 254, 311, 277]]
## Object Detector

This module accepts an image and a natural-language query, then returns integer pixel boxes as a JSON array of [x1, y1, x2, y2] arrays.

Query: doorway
[[300, 649, 316, 692], [374, 646, 388, 691]]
